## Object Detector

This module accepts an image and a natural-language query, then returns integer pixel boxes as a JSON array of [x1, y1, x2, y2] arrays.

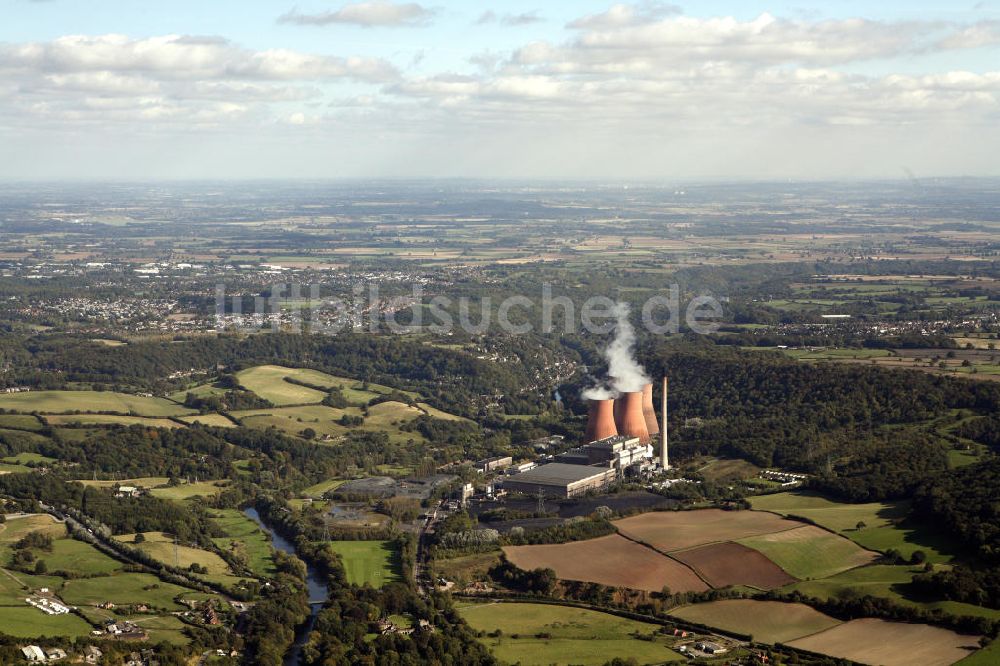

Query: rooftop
[[504, 463, 612, 486]]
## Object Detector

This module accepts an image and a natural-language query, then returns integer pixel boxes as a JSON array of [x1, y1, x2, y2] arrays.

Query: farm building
[[501, 463, 616, 498]]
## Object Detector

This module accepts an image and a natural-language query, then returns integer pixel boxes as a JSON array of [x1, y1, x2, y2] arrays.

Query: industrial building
[[501, 463, 617, 498], [475, 455, 513, 474], [582, 378, 669, 470]]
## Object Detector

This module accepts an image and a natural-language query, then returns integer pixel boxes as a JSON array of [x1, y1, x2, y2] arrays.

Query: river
[[243, 507, 326, 666]]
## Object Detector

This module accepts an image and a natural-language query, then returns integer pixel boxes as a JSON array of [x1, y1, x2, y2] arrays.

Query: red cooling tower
[[614, 391, 650, 442], [641, 382, 660, 436], [585, 399, 618, 443]]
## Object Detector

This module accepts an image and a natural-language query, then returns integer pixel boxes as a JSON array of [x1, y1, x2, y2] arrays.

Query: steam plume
[[582, 302, 650, 399]]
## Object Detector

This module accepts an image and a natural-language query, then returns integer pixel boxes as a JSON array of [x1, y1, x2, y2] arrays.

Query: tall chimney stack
[[660, 376, 669, 469], [585, 398, 618, 443], [641, 383, 659, 437], [615, 391, 649, 442]]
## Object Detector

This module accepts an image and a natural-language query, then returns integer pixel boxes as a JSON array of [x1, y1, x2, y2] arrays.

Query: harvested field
[[738, 525, 879, 580], [669, 599, 841, 644], [503, 535, 708, 593], [614, 509, 799, 553], [671, 542, 796, 590], [787, 618, 981, 666]]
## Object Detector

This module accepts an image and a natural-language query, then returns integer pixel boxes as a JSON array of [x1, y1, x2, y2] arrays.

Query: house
[[21, 645, 46, 662], [45, 647, 67, 661], [84, 645, 104, 664]]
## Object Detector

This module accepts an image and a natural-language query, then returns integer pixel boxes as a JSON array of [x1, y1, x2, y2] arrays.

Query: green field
[[115, 532, 233, 576], [177, 413, 236, 428], [235, 365, 334, 405], [149, 480, 229, 500], [41, 537, 124, 575], [209, 509, 276, 577], [302, 478, 346, 497], [45, 414, 184, 428], [132, 613, 191, 645], [787, 565, 1000, 621], [1, 452, 57, 465], [0, 390, 193, 417], [749, 491, 955, 562], [0, 414, 44, 430], [739, 526, 877, 580], [669, 599, 841, 644], [59, 572, 194, 611], [79, 476, 171, 490], [234, 401, 433, 444], [787, 564, 918, 604], [328, 540, 401, 587], [459, 601, 684, 665], [235, 364, 420, 406], [0, 606, 95, 638]]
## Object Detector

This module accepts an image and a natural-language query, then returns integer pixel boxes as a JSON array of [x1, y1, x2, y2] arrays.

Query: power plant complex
[[503, 377, 670, 498]]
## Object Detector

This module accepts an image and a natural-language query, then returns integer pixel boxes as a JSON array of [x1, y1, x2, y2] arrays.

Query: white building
[[21, 645, 46, 662]]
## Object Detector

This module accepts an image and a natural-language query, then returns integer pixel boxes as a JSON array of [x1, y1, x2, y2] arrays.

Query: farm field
[[302, 478, 346, 497], [233, 402, 433, 444], [0, 390, 193, 417], [738, 525, 879, 579], [209, 509, 276, 577], [787, 618, 981, 666], [0, 514, 65, 544], [503, 534, 709, 594], [671, 542, 796, 590], [327, 540, 401, 587], [59, 572, 194, 611], [614, 509, 800, 552], [458, 601, 684, 665], [235, 365, 330, 405], [79, 476, 171, 489], [1, 452, 57, 465], [0, 414, 44, 430], [148, 480, 229, 500], [115, 532, 233, 576], [42, 537, 124, 575], [0, 606, 95, 638], [669, 599, 840, 644], [749, 491, 955, 562], [177, 413, 235, 427], [45, 414, 184, 428], [132, 614, 191, 645]]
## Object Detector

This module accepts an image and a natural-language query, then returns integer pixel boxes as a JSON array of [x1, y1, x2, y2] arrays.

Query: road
[[414, 501, 442, 595]]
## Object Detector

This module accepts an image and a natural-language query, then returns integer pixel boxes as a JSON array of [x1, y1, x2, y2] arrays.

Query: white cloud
[[3, 6, 1000, 178], [278, 2, 435, 28], [0, 34, 398, 82], [476, 10, 544, 27]]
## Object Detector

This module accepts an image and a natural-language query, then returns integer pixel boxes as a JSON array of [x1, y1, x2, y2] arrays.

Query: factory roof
[[504, 463, 612, 486]]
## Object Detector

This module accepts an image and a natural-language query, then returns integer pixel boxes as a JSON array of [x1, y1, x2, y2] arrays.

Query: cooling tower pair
[[584, 378, 669, 468], [584, 382, 660, 442]]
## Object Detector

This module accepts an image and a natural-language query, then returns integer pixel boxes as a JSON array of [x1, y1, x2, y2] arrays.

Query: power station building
[[501, 463, 617, 499], [500, 378, 670, 499]]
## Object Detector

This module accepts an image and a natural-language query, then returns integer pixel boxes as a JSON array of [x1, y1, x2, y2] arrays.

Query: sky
[[2, 0, 999, 180]]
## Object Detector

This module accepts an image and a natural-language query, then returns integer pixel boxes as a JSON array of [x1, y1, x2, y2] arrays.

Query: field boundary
[[613, 528, 716, 588]]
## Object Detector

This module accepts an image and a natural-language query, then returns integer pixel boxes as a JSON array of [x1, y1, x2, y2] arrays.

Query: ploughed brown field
[[787, 618, 981, 666], [614, 509, 800, 552], [670, 542, 797, 590], [503, 534, 710, 593]]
